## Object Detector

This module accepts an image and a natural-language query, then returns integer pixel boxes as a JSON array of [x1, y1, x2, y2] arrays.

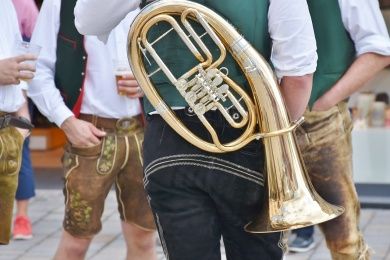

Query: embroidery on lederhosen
[[0, 128, 23, 176], [62, 149, 87, 230], [96, 135, 117, 175], [67, 191, 93, 229]]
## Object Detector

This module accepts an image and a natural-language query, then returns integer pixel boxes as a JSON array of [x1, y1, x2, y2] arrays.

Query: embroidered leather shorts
[[62, 114, 155, 238], [0, 126, 24, 244]]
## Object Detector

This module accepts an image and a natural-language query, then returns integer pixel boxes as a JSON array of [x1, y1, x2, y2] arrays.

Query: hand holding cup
[[113, 59, 143, 98], [0, 54, 36, 85], [14, 41, 41, 82], [117, 73, 144, 98]]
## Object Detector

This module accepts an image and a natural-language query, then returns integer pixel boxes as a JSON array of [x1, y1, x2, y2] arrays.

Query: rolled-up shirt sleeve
[[269, 0, 317, 78], [28, 0, 74, 127], [74, 0, 140, 42], [339, 0, 390, 56]]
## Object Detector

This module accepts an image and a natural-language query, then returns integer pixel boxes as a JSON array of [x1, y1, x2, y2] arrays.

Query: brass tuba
[[127, 0, 344, 233]]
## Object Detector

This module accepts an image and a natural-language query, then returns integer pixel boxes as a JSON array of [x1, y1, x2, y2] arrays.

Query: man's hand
[[312, 95, 334, 111], [117, 74, 144, 99], [0, 54, 37, 85], [61, 116, 106, 147]]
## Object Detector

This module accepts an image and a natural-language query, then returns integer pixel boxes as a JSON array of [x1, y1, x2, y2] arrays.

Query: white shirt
[[0, 0, 28, 113], [74, 0, 318, 78], [338, 0, 390, 56], [28, 0, 141, 127]]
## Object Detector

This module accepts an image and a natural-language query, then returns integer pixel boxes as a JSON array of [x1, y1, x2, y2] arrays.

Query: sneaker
[[12, 216, 33, 240], [288, 236, 316, 253]]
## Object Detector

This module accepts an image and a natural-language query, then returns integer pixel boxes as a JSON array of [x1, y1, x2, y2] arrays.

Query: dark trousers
[[143, 109, 285, 260]]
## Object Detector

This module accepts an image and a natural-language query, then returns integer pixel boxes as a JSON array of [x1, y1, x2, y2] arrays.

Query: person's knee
[[57, 231, 92, 258], [124, 223, 156, 250]]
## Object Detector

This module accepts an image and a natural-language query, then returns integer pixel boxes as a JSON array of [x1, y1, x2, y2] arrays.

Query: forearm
[[279, 74, 313, 121], [316, 53, 390, 108]]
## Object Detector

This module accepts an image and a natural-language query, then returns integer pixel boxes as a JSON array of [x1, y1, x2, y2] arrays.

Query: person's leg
[[54, 230, 93, 260], [146, 176, 223, 260], [297, 103, 369, 260], [13, 138, 36, 239], [15, 200, 29, 217], [121, 222, 157, 260], [0, 127, 24, 245], [143, 113, 224, 260], [55, 140, 115, 258], [210, 137, 285, 260], [115, 127, 157, 260]]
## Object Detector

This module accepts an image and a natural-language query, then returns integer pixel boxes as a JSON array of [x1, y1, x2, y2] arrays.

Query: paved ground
[[1, 190, 390, 260]]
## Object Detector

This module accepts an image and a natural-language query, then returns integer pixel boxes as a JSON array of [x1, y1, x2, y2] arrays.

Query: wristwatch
[[0, 115, 34, 130]]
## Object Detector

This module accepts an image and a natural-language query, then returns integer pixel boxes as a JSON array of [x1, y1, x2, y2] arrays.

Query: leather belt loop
[[92, 115, 98, 127]]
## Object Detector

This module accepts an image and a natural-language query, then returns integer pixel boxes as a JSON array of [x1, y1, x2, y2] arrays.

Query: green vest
[[141, 0, 271, 113], [307, 0, 356, 107], [54, 0, 87, 113]]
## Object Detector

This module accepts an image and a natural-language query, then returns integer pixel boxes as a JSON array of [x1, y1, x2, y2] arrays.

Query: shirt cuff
[[275, 61, 317, 79], [355, 35, 390, 57], [50, 104, 74, 127]]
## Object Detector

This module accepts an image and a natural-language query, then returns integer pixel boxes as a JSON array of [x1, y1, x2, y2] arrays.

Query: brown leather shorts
[[62, 114, 155, 238], [0, 126, 24, 245], [296, 103, 369, 260]]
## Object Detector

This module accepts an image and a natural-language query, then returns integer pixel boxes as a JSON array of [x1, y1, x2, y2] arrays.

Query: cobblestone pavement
[[1, 190, 389, 260]]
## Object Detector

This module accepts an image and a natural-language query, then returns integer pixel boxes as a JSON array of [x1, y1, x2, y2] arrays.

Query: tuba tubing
[[128, 0, 344, 233]]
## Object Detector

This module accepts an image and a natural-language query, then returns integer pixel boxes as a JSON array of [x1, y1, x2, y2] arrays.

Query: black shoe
[[288, 236, 316, 253]]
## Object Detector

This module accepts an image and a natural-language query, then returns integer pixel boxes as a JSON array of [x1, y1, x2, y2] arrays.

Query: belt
[[0, 114, 34, 130], [78, 114, 143, 132]]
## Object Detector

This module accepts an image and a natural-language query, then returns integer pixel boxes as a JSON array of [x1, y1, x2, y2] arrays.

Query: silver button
[[81, 72, 85, 76], [82, 56, 86, 60]]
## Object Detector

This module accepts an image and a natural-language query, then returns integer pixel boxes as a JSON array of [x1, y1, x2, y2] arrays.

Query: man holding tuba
[[75, 0, 318, 259]]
